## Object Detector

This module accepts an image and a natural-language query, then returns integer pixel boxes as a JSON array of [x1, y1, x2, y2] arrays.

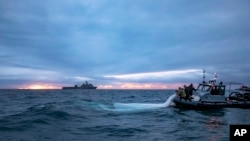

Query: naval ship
[[62, 81, 97, 89]]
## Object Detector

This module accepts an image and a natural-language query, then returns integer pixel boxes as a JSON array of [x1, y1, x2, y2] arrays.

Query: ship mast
[[203, 69, 206, 83], [214, 72, 217, 83]]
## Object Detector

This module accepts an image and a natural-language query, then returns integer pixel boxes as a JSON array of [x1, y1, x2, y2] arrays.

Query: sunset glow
[[19, 84, 60, 89], [17, 82, 193, 90]]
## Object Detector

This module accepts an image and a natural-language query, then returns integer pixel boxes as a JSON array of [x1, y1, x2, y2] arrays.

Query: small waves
[[82, 125, 148, 137], [0, 89, 237, 141], [0, 102, 72, 132]]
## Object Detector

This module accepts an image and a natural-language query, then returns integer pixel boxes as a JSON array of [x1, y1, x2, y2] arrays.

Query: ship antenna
[[203, 69, 206, 83], [214, 72, 217, 83]]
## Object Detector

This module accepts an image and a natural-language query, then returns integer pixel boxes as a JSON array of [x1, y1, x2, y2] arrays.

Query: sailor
[[184, 85, 188, 96], [178, 87, 186, 101], [188, 83, 196, 96], [185, 83, 196, 101], [175, 87, 181, 96], [211, 86, 218, 95], [183, 85, 191, 101], [219, 81, 223, 85]]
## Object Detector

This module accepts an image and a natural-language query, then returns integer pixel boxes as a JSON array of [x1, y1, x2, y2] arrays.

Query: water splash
[[81, 94, 176, 113]]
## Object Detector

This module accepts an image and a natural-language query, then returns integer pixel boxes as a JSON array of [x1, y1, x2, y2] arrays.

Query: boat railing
[[224, 82, 244, 95]]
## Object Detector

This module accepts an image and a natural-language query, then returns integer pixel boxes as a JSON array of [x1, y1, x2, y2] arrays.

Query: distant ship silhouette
[[62, 81, 97, 89]]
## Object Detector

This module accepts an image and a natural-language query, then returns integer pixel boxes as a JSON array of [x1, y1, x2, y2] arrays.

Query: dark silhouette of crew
[[188, 83, 196, 96], [185, 83, 196, 101]]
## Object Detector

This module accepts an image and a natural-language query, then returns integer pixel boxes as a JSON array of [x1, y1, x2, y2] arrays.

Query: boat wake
[[80, 94, 176, 113]]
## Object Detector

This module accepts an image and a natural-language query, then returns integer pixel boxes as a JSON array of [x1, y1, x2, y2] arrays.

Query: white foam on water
[[162, 94, 177, 107], [82, 94, 176, 112], [84, 94, 177, 113]]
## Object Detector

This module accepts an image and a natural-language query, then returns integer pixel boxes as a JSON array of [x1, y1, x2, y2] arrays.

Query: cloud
[[0, 66, 61, 81], [0, 0, 250, 88], [98, 82, 186, 89], [104, 69, 201, 82]]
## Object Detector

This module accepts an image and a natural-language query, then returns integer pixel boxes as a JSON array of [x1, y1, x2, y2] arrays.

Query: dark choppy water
[[0, 89, 249, 141]]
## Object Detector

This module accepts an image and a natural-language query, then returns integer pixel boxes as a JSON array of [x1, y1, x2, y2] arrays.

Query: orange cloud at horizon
[[18, 83, 60, 89]]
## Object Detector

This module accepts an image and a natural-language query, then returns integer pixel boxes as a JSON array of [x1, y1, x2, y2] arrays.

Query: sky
[[0, 0, 250, 89]]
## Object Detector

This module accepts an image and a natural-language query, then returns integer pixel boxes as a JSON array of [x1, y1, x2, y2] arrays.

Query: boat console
[[196, 80, 226, 102]]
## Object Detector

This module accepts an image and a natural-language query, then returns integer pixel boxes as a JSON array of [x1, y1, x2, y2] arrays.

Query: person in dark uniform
[[185, 83, 196, 101], [184, 85, 190, 101], [188, 83, 196, 97]]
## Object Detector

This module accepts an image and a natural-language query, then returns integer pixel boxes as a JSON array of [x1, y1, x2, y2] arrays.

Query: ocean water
[[0, 89, 249, 141]]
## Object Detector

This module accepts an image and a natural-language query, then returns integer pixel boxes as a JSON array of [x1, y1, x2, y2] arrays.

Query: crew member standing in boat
[[189, 83, 196, 96], [184, 85, 190, 101], [176, 87, 186, 101], [186, 83, 196, 101]]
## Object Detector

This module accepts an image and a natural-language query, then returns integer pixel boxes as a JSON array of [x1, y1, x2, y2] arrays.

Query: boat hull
[[62, 87, 97, 90], [173, 97, 250, 109]]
